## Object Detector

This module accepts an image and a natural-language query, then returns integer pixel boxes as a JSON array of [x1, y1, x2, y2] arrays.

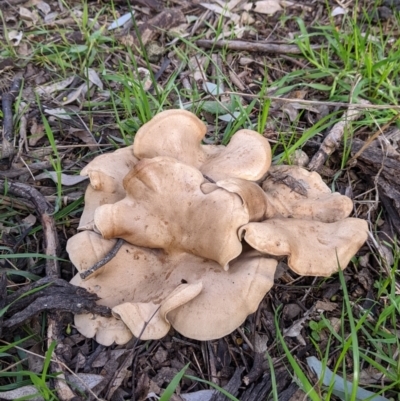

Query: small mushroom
[[240, 218, 368, 276], [93, 156, 250, 268], [69, 231, 277, 342], [133, 110, 272, 181], [74, 314, 133, 346], [78, 146, 138, 229], [262, 165, 353, 222]]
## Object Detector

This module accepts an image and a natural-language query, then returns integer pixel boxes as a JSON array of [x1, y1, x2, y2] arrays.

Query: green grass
[[275, 261, 400, 400], [0, 338, 59, 400]]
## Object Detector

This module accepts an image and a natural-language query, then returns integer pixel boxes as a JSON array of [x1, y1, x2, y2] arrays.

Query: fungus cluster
[[68, 110, 368, 346]]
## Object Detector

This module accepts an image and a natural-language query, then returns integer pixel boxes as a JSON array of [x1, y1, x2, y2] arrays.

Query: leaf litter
[[0, 0, 399, 400]]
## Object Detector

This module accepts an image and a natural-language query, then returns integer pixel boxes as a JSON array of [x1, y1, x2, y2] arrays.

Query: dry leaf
[[87, 68, 103, 90], [188, 56, 205, 82], [0, 374, 103, 401], [22, 214, 37, 227], [315, 300, 337, 312], [29, 120, 45, 146], [44, 11, 58, 23], [37, 2, 51, 14], [17, 42, 32, 56], [44, 107, 72, 120], [61, 82, 90, 105], [35, 171, 88, 186], [331, 7, 347, 17], [108, 12, 135, 30], [226, 0, 244, 11], [181, 390, 215, 401], [0, 385, 42, 401], [19, 7, 39, 25], [36, 76, 75, 96], [69, 128, 100, 150], [200, 3, 235, 18], [254, 0, 282, 15]]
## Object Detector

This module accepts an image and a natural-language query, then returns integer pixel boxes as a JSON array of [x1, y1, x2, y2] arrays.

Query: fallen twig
[[0, 161, 52, 178], [3, 284, 110, 329], [196, 39, 321, 54], [308, 100, 370, 171], [222, 92, 394, 110], [80, 238, 124, 279]]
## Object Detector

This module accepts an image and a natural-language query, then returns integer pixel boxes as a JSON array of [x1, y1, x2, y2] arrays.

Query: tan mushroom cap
[[201, 129, 272, 182], [79, 146, 139, 229], [94, 157, 249, 268], [68, 231, 277, 343], [215, 178, 269, 222], [262, 165, 353, 223], [133, 110, 272, 181], [73, 314, 133, 346], [240, 218, 368, 276], [133, 109, 207, 167]]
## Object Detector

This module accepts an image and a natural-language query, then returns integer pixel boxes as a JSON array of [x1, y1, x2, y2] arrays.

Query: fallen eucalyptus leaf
[[44, 11, 58, 23], [87, 68, 103, 90], [61, 82, 90, 105], [35, 171, 88, 186], [203, 82, 224, 95], [36, 1, 51, 15], [108, 11, 135, 30], [218, 111, 241, 122], [69, 128, 99, 150], [307, 356, 390, 401], [0, 373, 103, 401], [181, 389, 215, 401], [0, 385, 42, 401], [36, 76, 75, 96], [44, 107, 72, 120], [331, 7, 347, 17], [67, 373, 103, 391]]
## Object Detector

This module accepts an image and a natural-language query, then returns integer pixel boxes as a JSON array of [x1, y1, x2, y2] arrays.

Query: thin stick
[[0, 180, 59, 275], [196, 39, 321, 54], [221, 92, 398, 110], [80, 238, 124, 279]]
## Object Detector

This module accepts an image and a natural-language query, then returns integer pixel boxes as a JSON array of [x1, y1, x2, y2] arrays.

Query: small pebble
[[289, 149, 309, 167]]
